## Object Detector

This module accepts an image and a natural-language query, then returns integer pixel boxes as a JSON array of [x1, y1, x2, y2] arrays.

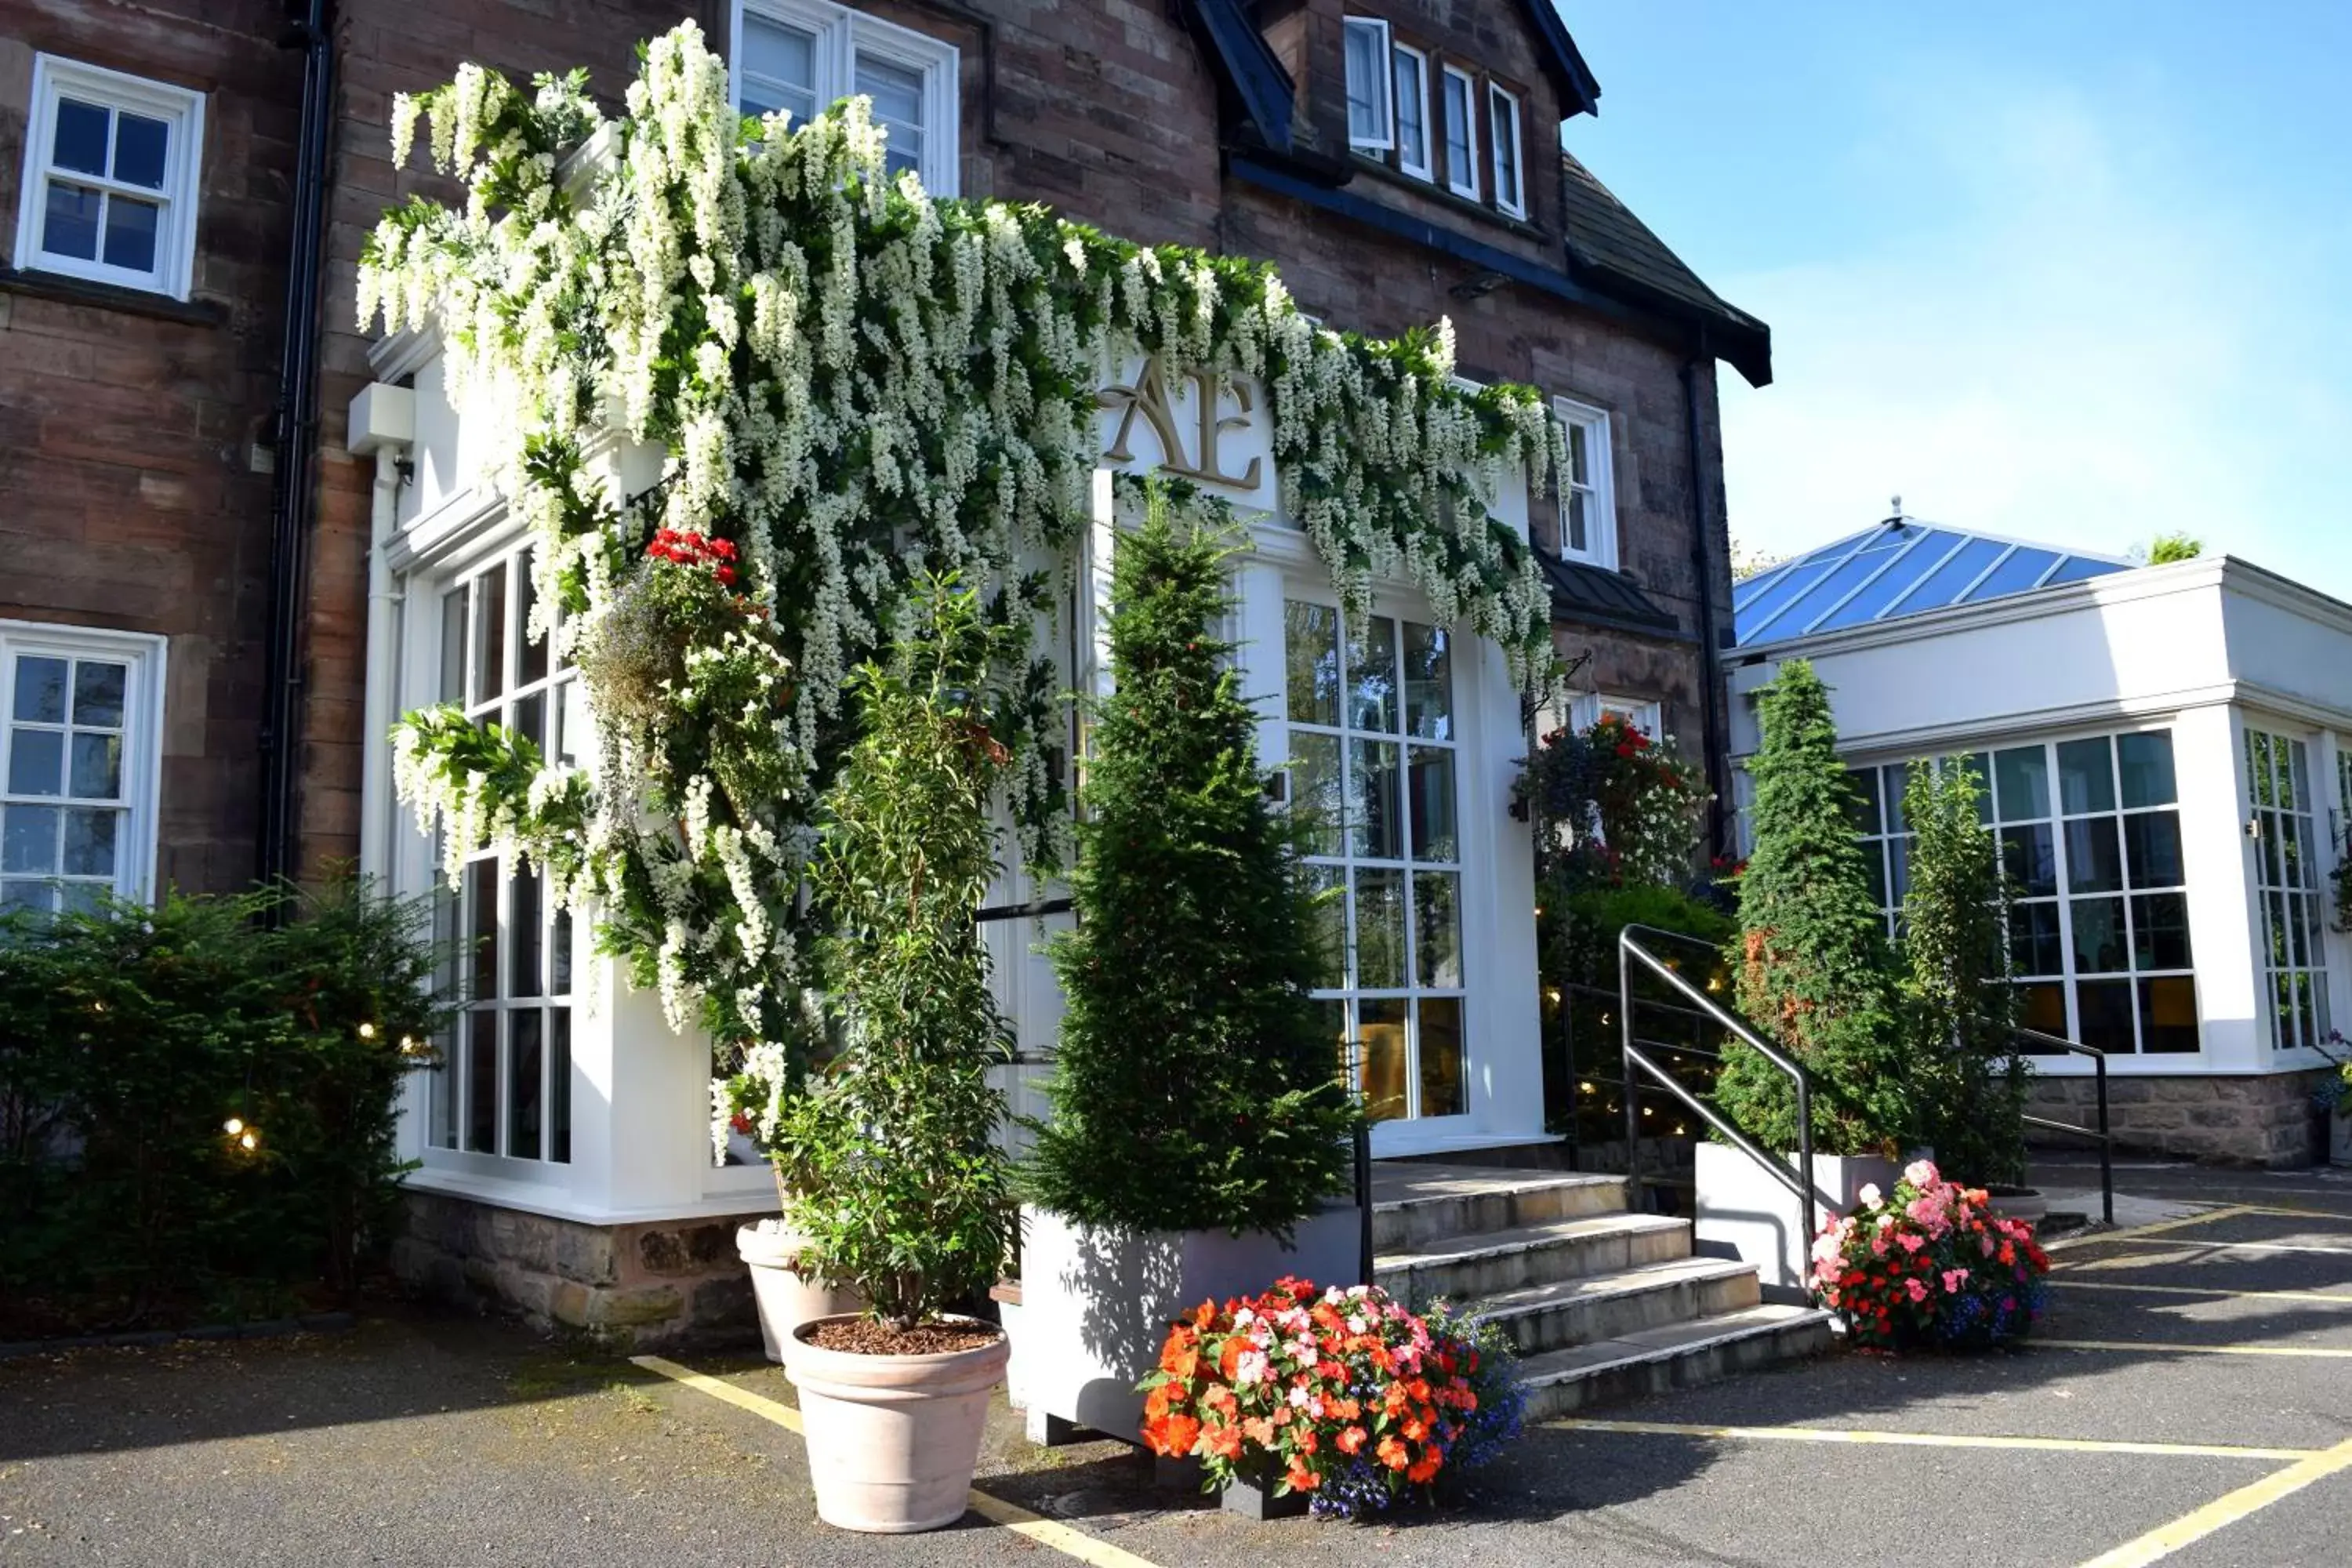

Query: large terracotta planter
[[785, 1314, 1010, 1534], [737, 1221, 865, 1363], [1693, 1144, 1902, 1297], [1011, 1200, 1356, 1446]]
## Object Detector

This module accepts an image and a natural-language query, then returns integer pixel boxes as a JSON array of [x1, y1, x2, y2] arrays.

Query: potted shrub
[[1809, 1160, 2050, 1348], [767, 577, 1020, 1534], [1017, 487, 1359, 1446], [1702, 660, 1919, 1291]]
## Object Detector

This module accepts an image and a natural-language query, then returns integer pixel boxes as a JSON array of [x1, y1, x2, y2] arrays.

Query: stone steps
[[1371, 1161, 1830, 1415], [1370, 1166, 1629, 1252], [1374, 1213, 1691, 1307], [1514, 1303, 1838, 1419]]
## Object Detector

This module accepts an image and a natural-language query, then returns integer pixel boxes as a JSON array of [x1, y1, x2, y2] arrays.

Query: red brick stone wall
[[294, 0, 1733, 868], [0, 2, 301, 895]]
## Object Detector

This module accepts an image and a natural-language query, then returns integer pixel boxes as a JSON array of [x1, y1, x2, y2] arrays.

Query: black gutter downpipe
[[1681, 350, 1728, 862], [259, 0, 334, 890]]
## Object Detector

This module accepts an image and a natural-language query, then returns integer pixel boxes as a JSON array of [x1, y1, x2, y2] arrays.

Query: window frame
[[13, 53, 205, 300], [1282, 588, 1472, 1126], [1552, 395, 1618, 570], [2246, 725, 2330, 1054], [1568, 694, 1661, 739], [731, 0, 961, 196], [1439, 64, 1481, 201], [1389, 41, 1433, 183], [0, 618, 167, 913], [1486, 82, 1526, 219], [1341, 16, 1396, 153]]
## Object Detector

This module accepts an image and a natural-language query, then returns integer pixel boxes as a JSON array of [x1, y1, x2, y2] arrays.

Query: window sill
[[0, 266, 227, 327], [1345, 154, 1549, 245]]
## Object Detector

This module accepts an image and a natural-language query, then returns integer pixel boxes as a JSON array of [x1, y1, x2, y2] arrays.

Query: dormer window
[[1345, 19, 1525, 222], [1487, 85, 1526, 218]]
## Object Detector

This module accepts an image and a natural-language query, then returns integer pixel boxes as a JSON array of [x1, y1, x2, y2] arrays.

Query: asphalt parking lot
[[5, 1157, 2350, 1566]]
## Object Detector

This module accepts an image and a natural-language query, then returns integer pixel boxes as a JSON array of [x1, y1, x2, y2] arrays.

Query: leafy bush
[[1899, 759, 2029, 1187], [0, 881, 445, 1334], [1025, 486, 1356, 1237], [1722, 659, 1915, 1155], [768, 575, 1018, 1331], [1809, 1160, 2049, 1349]]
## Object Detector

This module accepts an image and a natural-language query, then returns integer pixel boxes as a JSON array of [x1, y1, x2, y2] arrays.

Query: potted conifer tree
[[1702, 659, 1920, 1291], [1016, 485, 1359, 1447], [768, 577, 1020, 1534]]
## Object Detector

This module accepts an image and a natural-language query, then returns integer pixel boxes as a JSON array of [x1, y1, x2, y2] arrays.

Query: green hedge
[[0, 882, 447, 1335]]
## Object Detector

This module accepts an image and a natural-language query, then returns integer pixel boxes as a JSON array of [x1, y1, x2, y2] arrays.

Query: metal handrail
[[1998, 1022, 2114, 1227], [1620, 926, 1830, 1243]]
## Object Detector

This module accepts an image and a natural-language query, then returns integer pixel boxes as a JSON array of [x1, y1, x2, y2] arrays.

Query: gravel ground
[[5, 1156, 2349, 1566]]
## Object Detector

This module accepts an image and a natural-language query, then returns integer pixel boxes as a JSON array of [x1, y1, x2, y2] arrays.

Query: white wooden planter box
[[1693, 1143, 1900, 1297], [1011, 1201, 1358, 1446]]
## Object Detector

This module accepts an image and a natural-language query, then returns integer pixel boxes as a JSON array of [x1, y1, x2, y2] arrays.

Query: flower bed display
[[1809, 1160, 2050, 1349], [1138, 1278, 1526, 1520]]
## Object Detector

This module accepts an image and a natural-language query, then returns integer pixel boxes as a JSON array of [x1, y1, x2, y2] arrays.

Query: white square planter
[[1011, 1201, 1359, 1446], [1693, 1143, 1900, 1296]]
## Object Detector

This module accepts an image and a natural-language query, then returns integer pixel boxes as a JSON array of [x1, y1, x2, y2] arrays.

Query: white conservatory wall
[[358, 346, 1552, 1225], [1728, 556, 2352, 1080]]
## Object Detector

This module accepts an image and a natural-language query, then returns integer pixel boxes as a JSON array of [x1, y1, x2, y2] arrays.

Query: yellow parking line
[[2038, 1338, 2352, 1359], [2045, 1204, 2258, 1259], [631, 1355, 1167, 1568], [1548, 1417, 2314, 1462], [2067, 1236, 2352, 1258], [2057, 1280, 2352, 1307], [2077, 1436, 2352, 1568]]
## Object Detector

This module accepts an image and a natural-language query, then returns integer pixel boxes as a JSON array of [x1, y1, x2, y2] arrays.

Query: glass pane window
[[430, 547, 578, 1161], [1342, 18, 1393, 149], [2, 644, 136, 916], [1554, 399, 1615, 568], [731, 4, 957, 194], [855, 53, 924, 179], [1391, 45, 1430, 180], [1287, 598, 1465, 1121], [1849, 729, 2194, 1054], [741, 16, 819, 123], [1440, 68, 1478, 198], [2246, 726, 2328, 1052], [25, 56, 199, 297], [1486, 85, 1524, 215]]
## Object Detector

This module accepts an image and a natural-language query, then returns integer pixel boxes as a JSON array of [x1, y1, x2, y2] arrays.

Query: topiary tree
[[1721, 659, 1915, 1154], [768, 575, 1019, 1332], [1024, 485, 1358, 1238], [1900, 757, 2029, 1187]]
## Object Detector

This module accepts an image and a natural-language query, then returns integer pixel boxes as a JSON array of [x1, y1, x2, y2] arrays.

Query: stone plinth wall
[[392, 1190, 768, 1348], [2027, 1070, 2333, 1168]]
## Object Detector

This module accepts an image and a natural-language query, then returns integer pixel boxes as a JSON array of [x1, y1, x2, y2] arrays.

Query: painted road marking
[[2066, 1236, 2352, 1258], [2045, 1204, 2256, 1257], [2076, 1436, 2352, 1568], [631, 1355, 1166, 1568], [2038, 1338, 2352, 1359], [1547, 1417, 2315, 1462], [2056, 1279, 2352, 1307]]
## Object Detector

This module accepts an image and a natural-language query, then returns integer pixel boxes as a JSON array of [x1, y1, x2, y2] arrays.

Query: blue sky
[[1556, 2, 2352, 594]]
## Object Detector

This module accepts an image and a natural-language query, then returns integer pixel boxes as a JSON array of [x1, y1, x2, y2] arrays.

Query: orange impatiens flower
[[1204, 1421, 1243, 1460], [1377, 1435, 1410, 1472], [1406, 1454, 1442, 1485], [1286, 1461, 1321, 1492], [1159, 1414, 1201, 1457], [1337, 1425, 1369, 1455]]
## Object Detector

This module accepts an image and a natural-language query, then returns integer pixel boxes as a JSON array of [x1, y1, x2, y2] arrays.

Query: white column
[[2177, 702, 2263, 1071]]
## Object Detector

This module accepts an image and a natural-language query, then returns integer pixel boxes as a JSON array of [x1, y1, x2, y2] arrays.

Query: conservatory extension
[[1730, 514, 2352, 1166]]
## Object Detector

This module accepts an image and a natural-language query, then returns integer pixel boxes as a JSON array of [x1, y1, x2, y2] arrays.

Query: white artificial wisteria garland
[[361, 23, 1567, 1152]]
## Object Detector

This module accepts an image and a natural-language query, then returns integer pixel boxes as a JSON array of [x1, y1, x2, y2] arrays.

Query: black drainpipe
[[258, 0, 335, 889], [1680, 348, 1727, 862]]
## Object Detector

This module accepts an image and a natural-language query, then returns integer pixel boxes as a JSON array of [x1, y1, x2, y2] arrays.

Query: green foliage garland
[[1722, 659, 1915, 1154], [1024, 482, 1359, 1236], [364, 24, 1568, 1142]]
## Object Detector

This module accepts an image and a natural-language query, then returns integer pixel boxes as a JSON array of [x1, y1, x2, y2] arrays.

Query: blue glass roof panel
[[1732, 523, 2131, 648]]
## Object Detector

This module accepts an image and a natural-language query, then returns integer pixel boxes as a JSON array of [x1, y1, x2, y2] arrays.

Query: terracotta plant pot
[[737, 1221, 865, 1363], [786, 1314, 1010, 1534]]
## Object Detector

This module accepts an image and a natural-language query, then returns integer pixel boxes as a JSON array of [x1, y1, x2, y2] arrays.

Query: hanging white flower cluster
[[361, 22, 1568, 1152]]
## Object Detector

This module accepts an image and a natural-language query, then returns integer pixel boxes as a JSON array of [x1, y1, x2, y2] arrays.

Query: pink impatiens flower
[[1905, 1277, 1929, 1303], [1941, 1268, 1970, 1294]]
